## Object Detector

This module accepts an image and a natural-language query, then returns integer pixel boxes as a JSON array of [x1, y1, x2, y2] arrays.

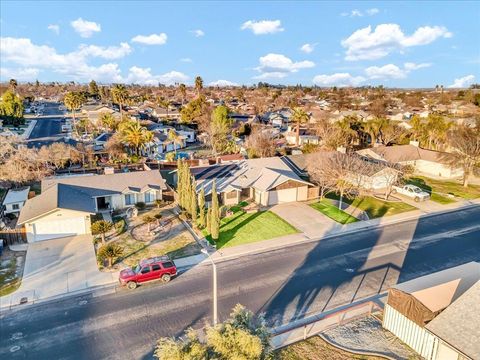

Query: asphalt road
[[26, 102, 66, 148], [1, 206, 480, 359]]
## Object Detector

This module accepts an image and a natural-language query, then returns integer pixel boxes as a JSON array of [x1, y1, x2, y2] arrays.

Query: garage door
[[32, 217, 87, 242], [268, 188, 298, 205]]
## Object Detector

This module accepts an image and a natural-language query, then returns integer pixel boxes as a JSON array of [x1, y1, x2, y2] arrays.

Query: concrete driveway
[[270, 202, 338, 238], [1, 235, 117, 307]]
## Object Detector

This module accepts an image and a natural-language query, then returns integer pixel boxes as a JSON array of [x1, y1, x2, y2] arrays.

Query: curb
[[210, 202, 480, 264]]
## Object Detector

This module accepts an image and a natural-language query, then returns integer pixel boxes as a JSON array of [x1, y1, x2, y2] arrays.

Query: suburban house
[[81, 105, 118, 126], [2, 186, 30, 216], [143, 130, 187, 159], [174, 156, 317, 206], [383, 262, 480, 360], [17, 170, 167, 242], [357, 142, 463, 179], [284, 127, 320, 146]]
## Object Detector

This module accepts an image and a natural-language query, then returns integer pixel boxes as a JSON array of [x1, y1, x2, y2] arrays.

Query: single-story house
[[81, 105, 119, 126], [2, 186, 30, 216], [17, 170, 167, 243], [284, 131, 320, 146], [174, 156, 315, 206], [357, 142, 463, 179], [383, 262, 480, 360]]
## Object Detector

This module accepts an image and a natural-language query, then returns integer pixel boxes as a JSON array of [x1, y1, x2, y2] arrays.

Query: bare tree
[[246, 126, 276, 158], [306, 152, 336, 200]]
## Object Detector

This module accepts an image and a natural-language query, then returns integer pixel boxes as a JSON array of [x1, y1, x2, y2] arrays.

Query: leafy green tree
[[99, 112, 118, 131], [0, 90, 24, 126], [180, 96, 206, 124], [154, 304, 271, 360], [211, 105, 233, 155], [198, 186, 206, 228], [97, 242, 124, 268], [89, 80, 99, 97], [91, 220, 113, 244], [291, 107, 310, 146], [111, 84, 129, 118], [363, 118, 387, 146]]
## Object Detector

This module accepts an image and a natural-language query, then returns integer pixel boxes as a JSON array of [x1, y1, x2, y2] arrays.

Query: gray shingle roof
[[426, 280, 480, 359]]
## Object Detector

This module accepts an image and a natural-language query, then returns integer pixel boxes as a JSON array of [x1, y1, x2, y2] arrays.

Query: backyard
[[407, 176, 480, 202], [205, 209, 299, 248]]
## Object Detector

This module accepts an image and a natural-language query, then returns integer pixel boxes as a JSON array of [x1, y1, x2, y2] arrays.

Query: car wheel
[[127, 281, 137, 290], [161, 274, 171, 283], [391, 189, 397, 194], [414, 197, 420, 202]]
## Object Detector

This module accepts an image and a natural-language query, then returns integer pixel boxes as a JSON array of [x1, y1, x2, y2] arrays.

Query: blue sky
[[1, 1, 479, 87]]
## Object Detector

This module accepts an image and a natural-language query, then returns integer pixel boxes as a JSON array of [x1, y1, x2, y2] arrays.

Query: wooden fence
[[0, 227, 27, 245]]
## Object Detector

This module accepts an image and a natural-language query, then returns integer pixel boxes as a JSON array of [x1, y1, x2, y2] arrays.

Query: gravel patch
[[322, 316, 421, 360]]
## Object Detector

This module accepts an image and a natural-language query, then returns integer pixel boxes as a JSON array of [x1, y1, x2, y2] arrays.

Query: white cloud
[[0, 67, 40, 81], [76, 43, 132, 60], [47, 24, 60, 35], [341, 8, 379, 17], [342, 24, 452, 61], [124, 67, 188, 85], [0, 37, 183, 84], [313, 73, 365, 87], [208, 80, 238, 87], [241, 20, 284, 35], [254, 53, 314, 79], [300, 43, 316, 53], [404, 62, 431, 71], [70, 18, 101, 38], [180, 58, 193, 63], [131, 33, 167, 45], [448, 75, 475, 88], [365, 62, 432, 80], [365, 64, 406, 79], [190, 29, 205, 37]]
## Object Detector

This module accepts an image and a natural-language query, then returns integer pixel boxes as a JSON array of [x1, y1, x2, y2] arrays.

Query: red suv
[[119, 256, 177, 289]]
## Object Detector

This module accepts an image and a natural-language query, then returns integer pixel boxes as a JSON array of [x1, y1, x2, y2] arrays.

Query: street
[[1, 206, 480, 360], [26, 102, 67, 148]]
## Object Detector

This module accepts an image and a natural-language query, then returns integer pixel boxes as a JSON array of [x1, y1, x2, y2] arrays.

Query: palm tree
[[9, 79, 18, 93], [179, 83, 187, 105], [194, 76, 203, 97], [167, 128, 182, 155], [291, 107, 310, 146], [64, 91, 85, 136], [120, 121, 153, 155], [111, 84, 129, 118], [364, 118, 386, 146]]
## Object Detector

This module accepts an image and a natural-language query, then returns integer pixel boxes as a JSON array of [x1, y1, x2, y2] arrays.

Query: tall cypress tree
[[210, 181, 220, 241], [206, 207, 211, 235], [198, 186, 206, 228]]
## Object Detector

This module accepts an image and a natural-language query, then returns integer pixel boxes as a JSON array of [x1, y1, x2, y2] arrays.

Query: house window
[[12, 204, 20, 210], [124, 193, 135, 206], [144, 191, 156, 203]]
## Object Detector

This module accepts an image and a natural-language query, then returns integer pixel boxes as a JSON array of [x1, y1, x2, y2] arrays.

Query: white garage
[[267, 188, 299, 205], [22, 209, 92, 243]]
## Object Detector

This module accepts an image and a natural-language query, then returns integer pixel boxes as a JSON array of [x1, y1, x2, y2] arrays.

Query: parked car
[[392, 184, 430, 202], [119, 256, 177, 289]]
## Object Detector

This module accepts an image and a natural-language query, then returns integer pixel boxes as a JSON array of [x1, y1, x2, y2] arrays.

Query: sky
[[1, 1, 479, 88]]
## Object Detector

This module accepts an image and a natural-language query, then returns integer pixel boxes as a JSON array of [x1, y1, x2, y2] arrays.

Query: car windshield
[[134, 265, 141, 273]]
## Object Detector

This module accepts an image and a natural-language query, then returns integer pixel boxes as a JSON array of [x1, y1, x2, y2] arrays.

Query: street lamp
[[201, 248, 218, 326]]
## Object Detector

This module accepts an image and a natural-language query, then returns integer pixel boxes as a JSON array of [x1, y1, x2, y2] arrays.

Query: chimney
[[409, 140, 419, 147], [104, 167, 115, 175], [336, 146, 347, 154]]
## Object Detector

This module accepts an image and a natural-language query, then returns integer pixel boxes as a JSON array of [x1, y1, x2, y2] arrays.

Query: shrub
[[135, 202, 146, 210], [91, 220, 113, 244], [114, 218, 127, 235], [154, 199, 164, 208], [97, 242, 124, 268]]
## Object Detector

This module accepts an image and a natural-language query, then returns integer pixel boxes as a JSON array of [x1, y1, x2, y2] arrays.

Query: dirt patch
[[274, 335, 387, 360], [0, 248, 26, 296]]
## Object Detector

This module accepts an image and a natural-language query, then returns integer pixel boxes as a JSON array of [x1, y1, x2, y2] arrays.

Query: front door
[[97, 197, 107, 210]]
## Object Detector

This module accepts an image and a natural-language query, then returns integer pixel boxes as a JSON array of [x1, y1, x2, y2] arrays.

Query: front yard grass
[[310, 199, 358, 224], [0, 250, 26, 297], [407, 176, 480, 200], [206, 210, 299, 248]]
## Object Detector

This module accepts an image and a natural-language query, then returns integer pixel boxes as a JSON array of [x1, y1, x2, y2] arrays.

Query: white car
[[392, 185, 430, 202]]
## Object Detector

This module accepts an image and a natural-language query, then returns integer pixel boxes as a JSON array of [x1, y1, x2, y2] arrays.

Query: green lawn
[[206, 210, 299, 248], [310, 199, 358, 224], [326, 193, 416, 219], [407, 176, 480, 201]]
